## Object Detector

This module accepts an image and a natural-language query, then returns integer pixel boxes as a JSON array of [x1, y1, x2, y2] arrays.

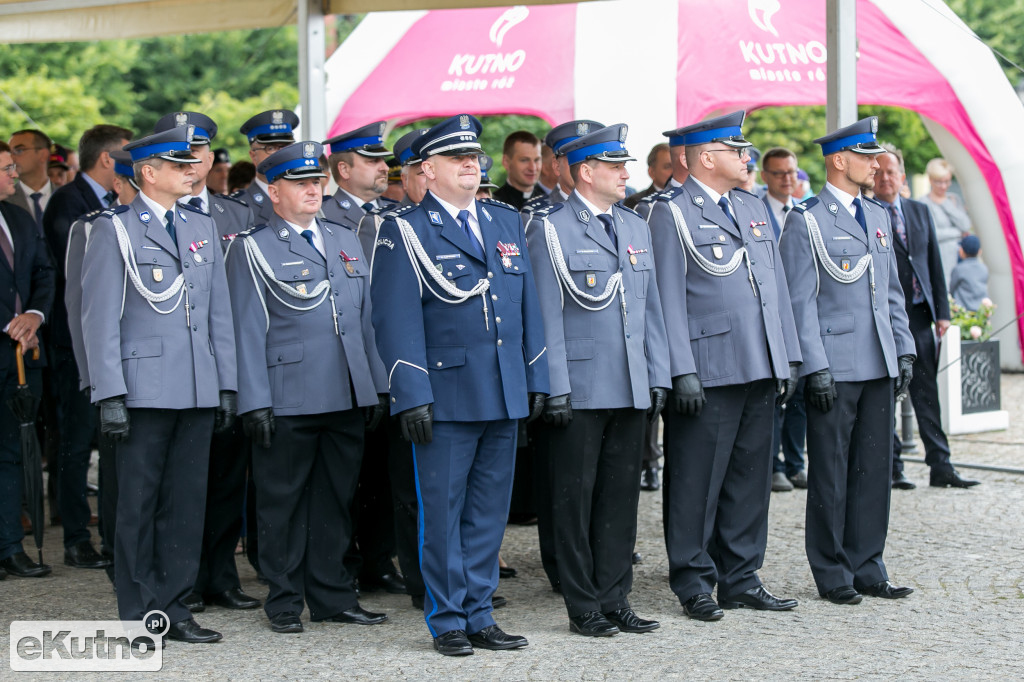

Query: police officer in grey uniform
[[528, 123, 669, 637], [151, 111, 262, 612], [647, 111, 801, 622], [322, 121, 395, 232], [226, 141, 390, 634], [238, 109, 300, 225], [521, 121, 604, 229], [778, 117, 916, 605], [81, 125, 237, 643], [64, 150, 138, 582]]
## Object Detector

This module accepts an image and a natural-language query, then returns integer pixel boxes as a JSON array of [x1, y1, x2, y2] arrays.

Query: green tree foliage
[[185, 82, 299, 162], [946, 0, 1024, 85], [0, 71, 109, 146]]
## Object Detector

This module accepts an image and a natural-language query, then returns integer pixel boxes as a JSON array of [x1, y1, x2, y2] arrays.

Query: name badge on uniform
[[428, 211, 443, 225], [586, 272, 596, 288], [698, 224, 719, 230], [712, 245, 724, 260], [152, 268, 163, 283], [481, 206, 492, 222]]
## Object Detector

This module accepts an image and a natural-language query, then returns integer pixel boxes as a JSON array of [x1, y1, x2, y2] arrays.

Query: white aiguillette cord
[[803, 210, 876, 303], [666, 199, 756, 296], [111, 213, 187, 321]]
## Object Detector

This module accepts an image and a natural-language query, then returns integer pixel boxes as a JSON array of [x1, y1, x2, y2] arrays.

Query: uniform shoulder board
[[216, 191, 249, 208], [653, 186, 684, 202], [522, 195, 549, 210], [239, 223, 269, 237], [792, 196, 819, 214], [368, 203, 395, 216], [110, 204, 131, 215], [864, 195, 886, 209], [479, 197, 517, 212], [379, 196, 399, 207], [731, 186, 759, 199], [387, 204, 418, 218], [178, 201, 207, 216], [319, 217, 345, 231], [531, 202, 564, 219], [81, 208, 105, 222], [615, 201, 642, 219]]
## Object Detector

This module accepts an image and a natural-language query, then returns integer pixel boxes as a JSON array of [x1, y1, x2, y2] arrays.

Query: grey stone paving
[[3, 377, 1024, 680]]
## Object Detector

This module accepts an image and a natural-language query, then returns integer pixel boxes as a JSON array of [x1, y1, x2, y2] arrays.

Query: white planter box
[[938, 327, 1009, 434]]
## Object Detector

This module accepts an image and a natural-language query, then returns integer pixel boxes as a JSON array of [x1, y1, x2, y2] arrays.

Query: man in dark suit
[[42, 124, 132, 570], [0, 141, 56, 578], [873, 145, 978, 489]]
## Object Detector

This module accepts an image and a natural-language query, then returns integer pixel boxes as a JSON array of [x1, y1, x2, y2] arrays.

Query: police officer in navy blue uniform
[[779, 118, 916, 605], [527, 123, 669, 637], [81, 126, 237, 644], [226, 142, 390, 634], [151, 111, 262, 612], [647, 111, 801, 622], [371, 114, 549, 656], [238, 110, 300, 225], [322, 121, 396, 232]]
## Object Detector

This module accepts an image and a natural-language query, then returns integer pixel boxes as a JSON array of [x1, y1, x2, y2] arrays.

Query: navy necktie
[[188, 196, 205, 213], [718, 195, 738, 228], [852, 197, 867, 234], [597, 214, 617, 250], [458, 209, 485, 260], [164, 210, 177, 245], [361, 202, 375, 213], [29, 192, 44, 234], [104, 190, 117, 207], [300, 229, 318, 254]]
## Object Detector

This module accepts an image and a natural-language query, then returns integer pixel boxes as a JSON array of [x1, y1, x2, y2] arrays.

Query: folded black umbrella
[[7, 343, 43, 564]]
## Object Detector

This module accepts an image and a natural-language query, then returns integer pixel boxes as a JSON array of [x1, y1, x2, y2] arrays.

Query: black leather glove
[[895, 354, 915, 400], [777, 363, 800, 407], [527, 392, 546, 423], [648, 387, 667, 423], [214, 390, 237, 433], [365, 393, 387, 432], [98, 396, 130, 442], [672, 373, 705, 416], [542, 394, 573, 428], [805, 369, 838, 413], [399, 404, 433, 444], [243, 408, 275, 449]]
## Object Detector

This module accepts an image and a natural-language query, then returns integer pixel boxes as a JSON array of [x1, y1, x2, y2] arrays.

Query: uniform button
[[491, 294, 498, 300], [447, 272, 452, 277], [191, 304, 196, 310], [189, 283, 194, 289], [757, 279, 763, 285], [192, 325, 198, 331], [487, 271, 494, 279], [701, 329, 707, 335], [843, 249, 848, 254], [184, 262, 189, 268], [495, 317, 502, 324], [294, 275, 298, 279], [278, 355, 283, 362], [826, 327, 832, 333], [334, 291, 339, 296], [513, 266, 519, 271], [750, 260, 756, 265], [131, 350, 137, 356], [436, 362, 443, 367], [497, 339, 503, 346], [391, 397, 396, 403]]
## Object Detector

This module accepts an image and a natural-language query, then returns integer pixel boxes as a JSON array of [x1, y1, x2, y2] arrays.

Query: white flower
[[981, 297, 994, 308], [970, 325, 983, 339]]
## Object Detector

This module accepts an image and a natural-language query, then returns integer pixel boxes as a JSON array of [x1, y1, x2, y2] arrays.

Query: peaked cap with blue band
[[110, 150, 135, 179], [392, 128, 430, 166], [153, 111, 218, 145], [123, 126, 200, 164], [410, 114, 483, 159], [560, 123, 636, 166], [240, 109, 299, 145], [663, 110, 752, 148], [814, 116, 885, 156], [323, 121, 390, 157], [257, 141, 328, 184], [479, 154, 498, 189], [544, 119, 605, 156]]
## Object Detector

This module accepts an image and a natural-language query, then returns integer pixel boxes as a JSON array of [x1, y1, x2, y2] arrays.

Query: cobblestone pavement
[[3, 377, 1023, 680]]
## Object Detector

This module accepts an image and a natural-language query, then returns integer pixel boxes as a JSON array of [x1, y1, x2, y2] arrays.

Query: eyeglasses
[[1, 164, 17, 175], [11, 146, 46, 156], [764, 169, 798, 178], [251, 143, 289, 153], [704, 148, 746, 159]]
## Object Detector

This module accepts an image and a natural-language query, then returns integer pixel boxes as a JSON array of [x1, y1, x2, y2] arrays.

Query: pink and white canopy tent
[[325, 0, 1024, 367]]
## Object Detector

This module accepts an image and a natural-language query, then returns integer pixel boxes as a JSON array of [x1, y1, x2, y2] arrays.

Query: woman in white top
[[920, 157, 972, 285]]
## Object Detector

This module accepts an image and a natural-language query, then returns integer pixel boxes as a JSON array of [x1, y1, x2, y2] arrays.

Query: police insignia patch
[[178, 210, 187, 222], [459, 115, 470, 129], [712, 245, 724, 260], [303, 143, 315, 158], [139, 211, 151, 223], [428, 211, 443, 225], [576, 122, 589, 137], [279, 228, 289, 239], [186, 125, 195, 141], [578, 210, 590, 223], [175, 112, 188, 127], [619, 125, 628, 142], [828, 203, 838, 214], [870, 117, 878, 133], [254, 194, 264, 204], [340, 200, 351, 209], [586, 272, 596, 288], [272, 111, 284, 124], [693, 196, 704, 207]]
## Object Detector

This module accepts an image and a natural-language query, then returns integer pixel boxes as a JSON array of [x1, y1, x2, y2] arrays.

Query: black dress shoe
[[568, 611, 619, 637], [682, 593, 724, 621], [491, 594, 507, 609], [360, 572, 407, 594], [640, 464, 660, 491], [182, 592, 206, 613], [269, 611, 303, 633], [823, 585, 863, 605], [1, 552, 51, 578], [632, 552, 643, 565], [434, 629, 473, 656], [603, 608, 659, 633], [209, 587, 261, 610], [64, 540, 112, 569], [499, 565, 518, 579], [468, 624, 528, 650], [930, 468, 980, 488], [411, 594, 425, 610], [552, 581, 562, 594], [892, 472, 917, 490], [0, 566, 6, 580], [321, 605, 387, 625], [858, 580, 914, 599], [166, 618, 222, 643], [719, 585, 798, 611]]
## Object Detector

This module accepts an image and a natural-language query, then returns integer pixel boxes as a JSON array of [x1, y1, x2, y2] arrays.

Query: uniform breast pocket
[[690, 227, 733, 261], [752, 235, 775, 269], [271, 265, 317, 314], [629, 257, 652, 299], [819, 313, 855, 374], [341, 258, 369, 308], [568, 254, 609, 297], [190, 251, 214, 291], [266, 342, 304, 408], [135, 248, 178, 294], [121, 337, 162, 401], [426, 345, 466, 371]]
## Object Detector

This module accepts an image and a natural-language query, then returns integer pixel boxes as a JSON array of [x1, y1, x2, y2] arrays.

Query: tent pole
[[298, 0, 327, 142], [826, 0, 857, 131]]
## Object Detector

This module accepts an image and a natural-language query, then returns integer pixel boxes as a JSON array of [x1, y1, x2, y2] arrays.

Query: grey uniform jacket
[[356, 198, 410, 269], [65, 208, 103, 391], [527, 192, 670, 409], [647, 177, 801, 386], [203, 193, 255, 252], [225, 213, 386, 417], [236, 182, 275, 226], [81, 195, 237, 408], [778, 187, 914, 382]]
